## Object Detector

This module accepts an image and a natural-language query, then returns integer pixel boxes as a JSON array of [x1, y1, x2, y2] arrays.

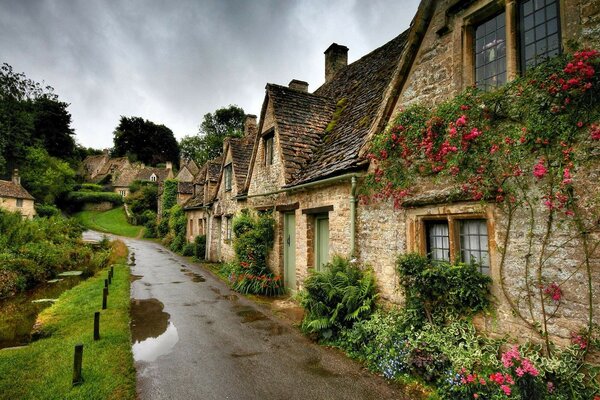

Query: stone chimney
[[289, 79, 309, 92], [244, 114, 258, 137], [324, 43, 349, 82], [166, 161, 173, 170], [12, 169, 20, 185]]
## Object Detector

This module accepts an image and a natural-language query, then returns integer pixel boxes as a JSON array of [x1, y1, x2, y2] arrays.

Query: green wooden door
[[283, 212, 296, 290], [315, 215, 329, 271]]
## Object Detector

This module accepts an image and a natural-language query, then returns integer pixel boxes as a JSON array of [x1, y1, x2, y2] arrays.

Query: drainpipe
[[205, 206, 211, 261], [350, 176, 357, 258]]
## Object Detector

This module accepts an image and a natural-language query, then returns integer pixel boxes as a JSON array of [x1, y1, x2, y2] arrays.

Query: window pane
[[520, 0, 561, 71], [426, 221, 450, 263], [523, 0, 533, 16], [474, 12, 506, 91], [459, 219, 490, 272]]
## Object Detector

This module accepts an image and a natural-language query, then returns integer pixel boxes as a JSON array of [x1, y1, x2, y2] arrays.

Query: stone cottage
[[0, 169, 35, 218], [186, 0, 600, 344]]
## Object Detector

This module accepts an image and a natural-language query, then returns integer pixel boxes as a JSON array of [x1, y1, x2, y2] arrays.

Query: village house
[[186, 0, 600, 344], [0, 169, 35, 219]]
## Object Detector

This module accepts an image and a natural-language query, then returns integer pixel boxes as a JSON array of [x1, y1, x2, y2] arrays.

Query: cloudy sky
[[1, 0, 420, 149]]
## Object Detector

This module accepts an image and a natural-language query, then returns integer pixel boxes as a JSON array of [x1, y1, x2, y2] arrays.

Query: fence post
[[72, 344, 84, 386], [93, 312, 100, 341], [102, 287, 108, 310]]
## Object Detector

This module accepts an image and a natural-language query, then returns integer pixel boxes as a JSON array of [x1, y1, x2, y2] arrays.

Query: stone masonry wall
[[0, 197, 35, 219]]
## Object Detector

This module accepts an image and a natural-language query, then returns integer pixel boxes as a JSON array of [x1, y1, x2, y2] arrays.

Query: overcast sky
[[1, 0, 420, 149]]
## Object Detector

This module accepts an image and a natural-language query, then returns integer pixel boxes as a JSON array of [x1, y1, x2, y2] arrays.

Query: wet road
[[85, 232, 408, 400]]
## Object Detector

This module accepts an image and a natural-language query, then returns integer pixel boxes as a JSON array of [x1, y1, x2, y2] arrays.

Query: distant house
[[175, 159, 200, 183], [0, 169, 35, 219], [113, 163, 174, 198]]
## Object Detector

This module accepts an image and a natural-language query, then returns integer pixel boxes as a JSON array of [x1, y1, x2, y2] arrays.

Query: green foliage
[[67, 191, 123, 206], [112, 115, 179, 165], [226, 211, 283, 296], [180, 105, 245, 165], [125, 181, 157, 223], [181, 243, 195, 257], [0, 210, 109, 298], [193, 235, 206, 260], [161, 179, 178, 217], [76, 183, 104, 192], [74, 207, 144, 238], [34, 203, 61, 218], [21, 146, 76, 205], [142, 210, 158, 238], [300, 256, 377, 340], [396, 253, 491, 324]]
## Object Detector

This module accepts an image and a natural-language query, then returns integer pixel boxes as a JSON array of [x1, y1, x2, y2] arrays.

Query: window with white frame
[[224, 164, 232, 191]]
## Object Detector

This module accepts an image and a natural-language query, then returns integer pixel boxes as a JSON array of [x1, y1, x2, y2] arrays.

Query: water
[[130, 298, 179, 362], [0, 275, 83, 349]]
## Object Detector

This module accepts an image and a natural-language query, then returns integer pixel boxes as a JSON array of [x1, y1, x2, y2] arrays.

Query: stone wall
[[0, 197, 35, 219], [82, 201, 113, 212]]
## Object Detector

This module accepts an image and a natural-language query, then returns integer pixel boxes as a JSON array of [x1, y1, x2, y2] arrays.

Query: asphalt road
[[85, 232, 409, 400]]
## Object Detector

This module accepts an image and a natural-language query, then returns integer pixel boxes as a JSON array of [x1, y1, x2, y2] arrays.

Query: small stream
[[0, 275, 84, 349]]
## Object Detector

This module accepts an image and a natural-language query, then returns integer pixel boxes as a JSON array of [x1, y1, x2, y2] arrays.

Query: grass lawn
[[75, 206, 144, 238], [0, 241, 136, 399]]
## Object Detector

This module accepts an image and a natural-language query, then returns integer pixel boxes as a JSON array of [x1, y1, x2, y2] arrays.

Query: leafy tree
[[180, 105, 245, 165], [31, 97, 76, 160], [21, 147, 76, 205], [112, 116, 179, 166]]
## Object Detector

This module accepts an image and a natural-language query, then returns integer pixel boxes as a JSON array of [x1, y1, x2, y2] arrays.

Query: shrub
[[193, 235, 206, 260], [181, 243, 195, 257], [0, 269, 20, 298], [300, 256, 377, 340], [67, 191, 123, 205], [396, 253, 491, 324], [76, 183, 104, 192], [34, 203, 61, 218]]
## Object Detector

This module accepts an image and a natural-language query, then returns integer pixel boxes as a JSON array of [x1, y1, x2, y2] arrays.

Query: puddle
[[171, 281, 183, 284], [0, 275, 84, 349], [303, 356, 337, 377], [130, 298, 179, 362], [130, 274, 143, 282], [254, 322, 288, 336], [219, 294, 239, 302], [209, 287, 221, 295], [184, 271, 205, 282], [235, 307, 268, 323]]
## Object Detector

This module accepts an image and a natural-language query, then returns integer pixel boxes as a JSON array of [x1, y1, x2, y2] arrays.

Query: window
[[424, 218, 490, 275], [224, 163, 232, 191], [16, 198, 23, 208], [264, 133, 274, 166], [474, 12, 507, 91], [314, 214, 330, 271], [520, 0, 561, 71], [150, 174, 157, 182], [119, 189, 126, 197], [225, 216, 232, 240]]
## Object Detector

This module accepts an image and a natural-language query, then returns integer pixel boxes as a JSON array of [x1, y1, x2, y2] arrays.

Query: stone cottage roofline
[[0, 180, 34, 200]]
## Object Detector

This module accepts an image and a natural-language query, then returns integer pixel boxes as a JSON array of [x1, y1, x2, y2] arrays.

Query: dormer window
[[150, 174, 157, 182], [224, 163, 232, 191], [264, 131, 274, 166]]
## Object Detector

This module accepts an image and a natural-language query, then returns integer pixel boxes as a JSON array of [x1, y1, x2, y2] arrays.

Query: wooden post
[[102, 287, 108, 310], [93, 312, 100, 340], [110, 266, 114, 277], [104, 279, 108, 288], [108, 271, 112, 285], [72, 344, 84, 386]]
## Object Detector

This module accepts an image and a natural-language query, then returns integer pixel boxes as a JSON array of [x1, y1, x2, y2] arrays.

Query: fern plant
[[300, 256, 377, 340]]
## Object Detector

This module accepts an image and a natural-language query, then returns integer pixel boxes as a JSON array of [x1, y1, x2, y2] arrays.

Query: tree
[[21, 147, 76, 205], [180, 105, 245, 165], [31, 97, 76, 160], [112, 116, 179, 166]]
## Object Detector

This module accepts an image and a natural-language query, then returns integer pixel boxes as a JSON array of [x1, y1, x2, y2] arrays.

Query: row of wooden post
[[72, 265, 115, 386]]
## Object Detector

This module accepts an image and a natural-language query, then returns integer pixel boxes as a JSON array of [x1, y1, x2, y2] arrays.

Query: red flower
[[533, 159, 548, 179]]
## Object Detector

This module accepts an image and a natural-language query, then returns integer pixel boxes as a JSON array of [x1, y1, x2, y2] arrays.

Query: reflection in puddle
[[236, 307, 268, 323], [132, 322, 179, 362], [130, 298, 179, 362], [184, 271, 205, 282]]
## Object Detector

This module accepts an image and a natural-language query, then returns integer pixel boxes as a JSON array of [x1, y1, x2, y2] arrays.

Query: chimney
[[324, 43, 349, 82], [12, 169, 20, 185], [244, 114, 258, 137], [166, 161, 173, 170], [288, 79, 309, 92]]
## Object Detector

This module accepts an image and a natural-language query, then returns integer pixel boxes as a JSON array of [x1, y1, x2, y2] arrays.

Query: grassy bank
[[75, 206, 144, 238], [0, 240, 135, 399]]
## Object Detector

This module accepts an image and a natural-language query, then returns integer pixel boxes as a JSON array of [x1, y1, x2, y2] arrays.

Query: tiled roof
[[193, 163, 208, 185], [113, 165, 140, 187], [289, 30, 410, 185], [178, 181, 194, 194], [207, 157, 222, 182], [0, 180, 34, 200], [135, 167, 171, 182], [183, 189, 205, 210], [97, 157, 129, 177], [228, 135, 254, 193], [266, 84, 337, 182], [184, 159, 200, 176], [81, 154, 107, 179]]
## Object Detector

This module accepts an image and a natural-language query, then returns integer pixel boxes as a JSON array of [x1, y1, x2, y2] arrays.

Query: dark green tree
[[112, 116, 180, 166], [31, 97, 76, 160], [180, 105, 245, 165]]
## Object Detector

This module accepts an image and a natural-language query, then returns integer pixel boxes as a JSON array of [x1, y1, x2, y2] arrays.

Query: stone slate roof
[[0, 180, 35, 200], [207, 157, 222, 182], [266, 84, 337, 183], [96, 157, 129, 178], [228, 135, 254, 193], [183, 190, 205, 210], [113, 165, 140, 187], [193, 163, 209, 185], [135, 167, 171, 182], [289, 30, 410, 185], [185, 159, 200, 176], [81, 154, 107, 180], [178, 181, 194, 195]]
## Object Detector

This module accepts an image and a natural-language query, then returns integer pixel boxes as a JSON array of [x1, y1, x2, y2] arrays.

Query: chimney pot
[[12, 169, 20, 185], [288, 79, 309, 92], [166, 161, 173, 170], [324, 43, 349, 82]]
